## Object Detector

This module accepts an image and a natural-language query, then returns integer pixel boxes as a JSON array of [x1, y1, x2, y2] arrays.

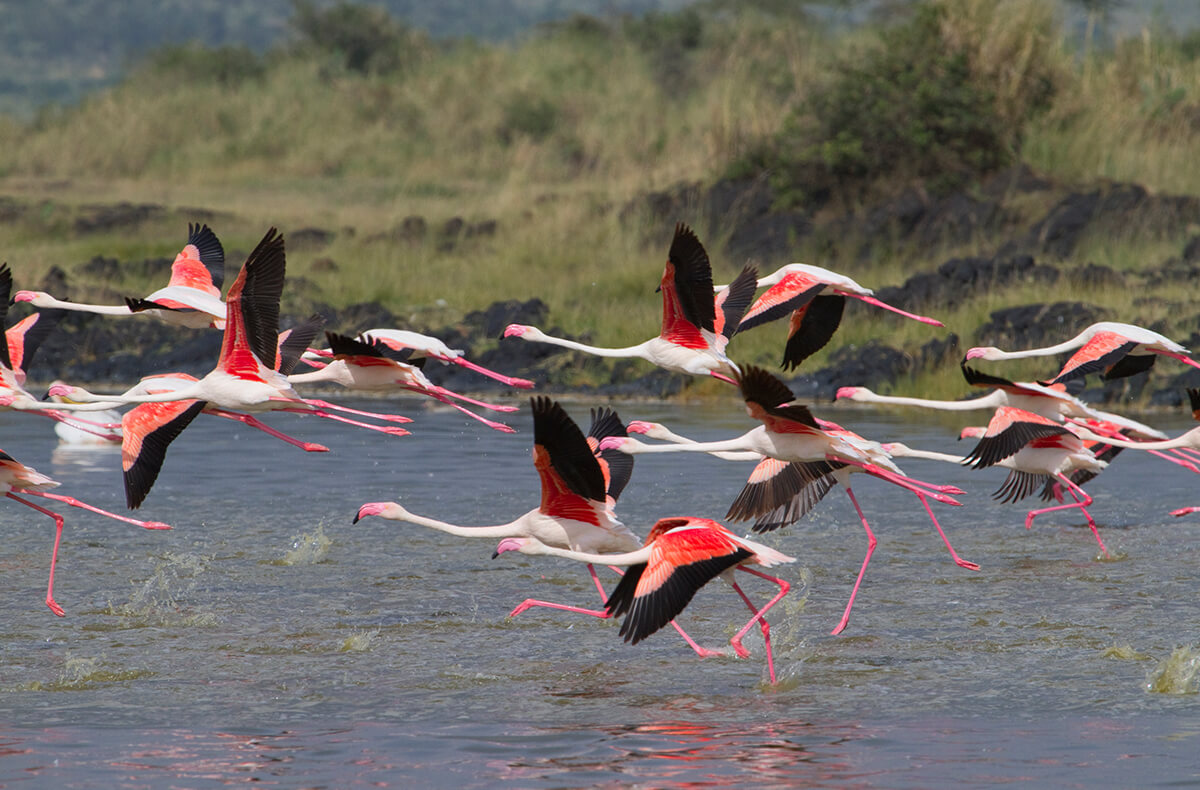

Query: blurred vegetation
[[0, 0, 1199, 398]]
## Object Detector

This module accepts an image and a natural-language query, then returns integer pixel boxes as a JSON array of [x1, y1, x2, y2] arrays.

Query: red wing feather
[[1044, 332, 1140, 386], [962, 407, 1068, 469], [121, 400, 206, 509], [739, 273, 824, 332]]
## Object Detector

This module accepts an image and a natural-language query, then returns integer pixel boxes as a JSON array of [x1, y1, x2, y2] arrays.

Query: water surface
[[2, 398, 1199, 787]]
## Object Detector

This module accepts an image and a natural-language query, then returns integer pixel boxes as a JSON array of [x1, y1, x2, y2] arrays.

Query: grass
[[0, 2, 1198, 398]]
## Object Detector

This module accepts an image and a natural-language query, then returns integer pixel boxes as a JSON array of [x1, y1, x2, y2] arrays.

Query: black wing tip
[[1188, 387, 1200, 417]]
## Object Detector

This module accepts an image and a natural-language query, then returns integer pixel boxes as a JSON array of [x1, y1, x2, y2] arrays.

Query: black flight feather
[[530, 396, 606, 504], [781, 295, 845, 371], [122, 400, 206, 509]]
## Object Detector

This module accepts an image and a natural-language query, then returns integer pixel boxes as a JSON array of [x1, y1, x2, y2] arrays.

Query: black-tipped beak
[[491, 550, 501, 559], [351, 513, 361, 524]]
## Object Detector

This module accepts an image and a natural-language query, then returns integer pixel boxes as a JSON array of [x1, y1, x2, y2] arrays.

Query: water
[[3, 397, 1200, 787]]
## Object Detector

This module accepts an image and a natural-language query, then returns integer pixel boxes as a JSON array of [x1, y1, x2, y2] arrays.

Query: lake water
[[2, 396, 1199, 788]]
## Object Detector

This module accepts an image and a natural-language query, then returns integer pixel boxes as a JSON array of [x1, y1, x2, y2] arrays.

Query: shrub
[[290, 0, 427, 76], [138, 43, 265, 86], [498, 92, 559, 144]]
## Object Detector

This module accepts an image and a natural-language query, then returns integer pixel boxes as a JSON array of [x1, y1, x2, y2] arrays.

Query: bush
[[139, 43, 265, 86], [290, 0, 427, 76], [498, 92, 559, 144], [745, 0, 1060, 208]]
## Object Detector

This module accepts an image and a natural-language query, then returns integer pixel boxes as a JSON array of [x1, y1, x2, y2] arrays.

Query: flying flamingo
[[46, 381, 122, 446], [959, 406, 1109, 556], [302, 327, 534, 389], [964, 321, 1200, 386], [493, 515, 795, 684], [503, 223, 758, 383], [717, 263, 944, 370], [13, 223, 228, 329], [354, 396, 720, 657], [2, 447, 171, 616], [289, 332, 517, 432], [601, 365, 972, 635], [44, 228, 413, 437]]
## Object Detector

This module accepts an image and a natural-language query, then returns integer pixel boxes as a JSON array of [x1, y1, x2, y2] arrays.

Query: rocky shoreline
[[14, 165, 1200, 409]]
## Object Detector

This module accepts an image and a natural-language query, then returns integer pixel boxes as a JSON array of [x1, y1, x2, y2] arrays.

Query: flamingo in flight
[[45, 228, 413, 437], [354, 396, 719, 657], [494, 515, 795, 684], [289, 331, 517, 433], [302, 327, 533, 389], [504, 223, 758, 384], [960, 406, 1109, 557], [965, 321, 1200, 387], [14, 223, 228, 329], [602, 365, 972, 635], [2, 446, 171, 616], [719, 263, 943, 370]]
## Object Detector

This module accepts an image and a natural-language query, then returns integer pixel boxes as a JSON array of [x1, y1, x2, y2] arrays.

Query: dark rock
[[466, 220, 498, 238], [40, 266, 70, 297], [80, 255, 122, 280], [973, 302, 1107, 351], [1069, 263, 1125, 289], [877, 254, 1060, 311], [787, 341, 913, 402], [464, 298, 548, 339], [310, 257, 339, 273], [1026, 184, 1200, 259], [979, 163, 1053, 199], [289, 227, 335, 250], [1183, 235, 1200, 264], [916, 333, 960, 370], [73, 202, 166, 234], [321, 301, 399, 334]]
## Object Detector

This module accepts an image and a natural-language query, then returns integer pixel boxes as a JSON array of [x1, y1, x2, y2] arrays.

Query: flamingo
[[354, 396, 720, 657], [13, 223, 228, 329], [960, 406, 1109, 556], [46, 381, 122, 446], [719, 263, 944, 370], [601, 365, 972, 635], [289, 331, 517, 433], [2, 447, 171, 616], [302, 328, 534, 389], [964, 321, 1200, 386], [493, 515, 795, 684], [503, 223, 758, 383], [43, 229, 413, 437]]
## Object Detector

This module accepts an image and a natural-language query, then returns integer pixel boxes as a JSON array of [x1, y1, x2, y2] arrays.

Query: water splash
[[340, 629, 380, 652], [21, 655, 155, 691], [106, 552, 216, 626], [278, 523, 332, 566], [1101, 644, 1149, 661], [1145, 646, 1200, 694]]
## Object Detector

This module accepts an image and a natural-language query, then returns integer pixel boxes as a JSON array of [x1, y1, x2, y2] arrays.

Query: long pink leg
[[278, 407, 411, 437], [25, 491, 172, 530], [1024, 474, 1108, 557], [8, 493, 66, 616], [417, 384, 518, 413], [848, 293, 944, 326], [34, 410, 122, 440], [832, 486, 876, 636], [1170, 448, 1200, 462], [273, 397, 413, 424], [913, 490, 979, 570], [835, 458, 963, 503], [510, 564, 723, 658], [207, 408, 329, 452], [1160, 351, 1200, 372], [443, 355, 535, 389], [710, 372, 737, 385], [395, 385, 515, 433], [1145, 449, 1200, 474], [728, 567, 790, 684]]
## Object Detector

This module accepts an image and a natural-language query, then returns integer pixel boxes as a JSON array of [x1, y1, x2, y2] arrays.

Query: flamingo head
[[11, 290, 42, 305], [964, 347, 1000, 362], [46, 382, 79, 400], [625, 420, 661, 436], [834, 386, 863, 400], [597, 435, 630, 453], [492, 537, 529, 558], [959, 426, 986, 440], [503, 324, 532, 339], [353, 501, 400, 523], [878, 442, 909, 455]]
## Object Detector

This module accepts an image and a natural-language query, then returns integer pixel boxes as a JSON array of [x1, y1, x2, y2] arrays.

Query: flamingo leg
[[395, 385, 515, 433], [1171, 506, 1200, 516], [832, 486, 876, 636], [1145, 449, 1200, 475], [1160, 351, 1200, 372], [444, 355, 535, 389], [1024, 474, 1108, 558], [207, 409, 330, 452], [728, 567, 790, 685], [710, 372, 738, 385], [847, 293, 944, 326], [36, 410, 123, 440], [423, 384, 518, 413], [24, 491, 172, 530], [913, 490, 980, 570], [836, 457, 963, 504], [8, 493, 66, 616], [275, 397, 413, 424], [277, 407, 411, 437]]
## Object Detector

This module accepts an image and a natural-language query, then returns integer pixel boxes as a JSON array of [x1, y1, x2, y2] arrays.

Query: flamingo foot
[[142, 522, 173, 531], [302, 442, 331, 452], [729, 639, 752, 659], [46, 596, 65, 617], [384, 427, 412, 437], [1171, 507, 1199, 516], [954, 557, 981, 571]]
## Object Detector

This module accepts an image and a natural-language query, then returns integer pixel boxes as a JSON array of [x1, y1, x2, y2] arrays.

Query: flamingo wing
[[658, 224, 714, 348], [961, 363, 1017, 391], [531, 396, 606, 522], [586, 406, 634, 503], [217, 228, 286, 376], [0, 263, 13, 368], [1189, 388, 1200, 421], [605, 517, 753, 645], [994, 469, 1052, 503], [6, 309, 64, 375], [277, 315, 326, 375], [781, 295, 845, 371], [714, 264, 759, 343], [167, 222, 225, 292], [121, 400, 206, 509], [962, 407, 1068, 469], [1042, 332, 1142, 386], [739, 272, 825, 332], [725, 458, 840, 528], [738, 365, 823, 433]]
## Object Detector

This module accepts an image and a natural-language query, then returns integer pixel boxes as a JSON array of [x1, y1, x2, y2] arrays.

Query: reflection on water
[[3, 400, 1200, 787]]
